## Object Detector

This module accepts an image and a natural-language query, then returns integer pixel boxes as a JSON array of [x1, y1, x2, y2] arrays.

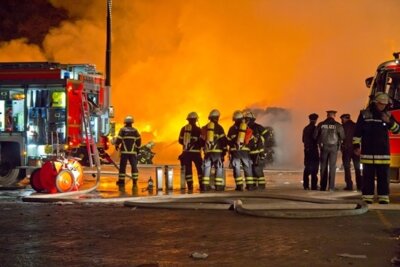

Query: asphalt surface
[[0, 166, 400, 267]]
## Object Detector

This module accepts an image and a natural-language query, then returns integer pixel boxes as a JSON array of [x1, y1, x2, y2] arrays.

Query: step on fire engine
[[0, 62, 114, 188], [365, 52, 400, 182]]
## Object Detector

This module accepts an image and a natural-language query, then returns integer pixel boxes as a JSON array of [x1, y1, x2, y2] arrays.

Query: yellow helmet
[[124, 115, 134, 124], [374, 92, 390, 104], [232, 110, 244, 121], [186, 112, 199, 120]]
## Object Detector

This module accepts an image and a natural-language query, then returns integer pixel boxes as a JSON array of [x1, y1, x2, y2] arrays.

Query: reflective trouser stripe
[[257, 177, 266, 185], [132, 173, 139, 180], [202, 177, 210, 185], [245, 177, 255, 185], [235, 177, 244, 185], [215, 177, 224, 186], [362, 195, 374, 202], [378, 195, 390, 203], [185, 174, 193, 182]]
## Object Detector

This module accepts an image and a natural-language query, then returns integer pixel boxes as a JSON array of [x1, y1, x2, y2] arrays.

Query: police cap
[[340, 113, 350, 119], [326, 110, 337, 115], [308, 113, 318, 120]]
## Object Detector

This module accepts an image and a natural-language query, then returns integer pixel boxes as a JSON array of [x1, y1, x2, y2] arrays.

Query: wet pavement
[[1, 166, 400, 266]]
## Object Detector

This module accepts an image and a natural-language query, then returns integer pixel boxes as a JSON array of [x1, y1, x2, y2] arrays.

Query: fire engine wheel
[[55, 169, 75, 193], [0, 162, 23, 186], [29, 168, 43, 192]]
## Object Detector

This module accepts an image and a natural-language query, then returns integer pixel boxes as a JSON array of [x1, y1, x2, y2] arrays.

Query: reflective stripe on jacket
[[115, 126, 141, 155]]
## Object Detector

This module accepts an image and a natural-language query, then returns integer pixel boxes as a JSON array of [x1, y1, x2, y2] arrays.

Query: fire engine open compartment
[[0, 62, 112, 186]]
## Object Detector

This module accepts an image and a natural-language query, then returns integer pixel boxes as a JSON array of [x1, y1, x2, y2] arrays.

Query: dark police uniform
[[302, 113, 319, 190], [314, 111, 345, 191]]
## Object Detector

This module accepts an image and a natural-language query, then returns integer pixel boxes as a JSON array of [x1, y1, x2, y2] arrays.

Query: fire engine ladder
[[81, 92, 101, 169]]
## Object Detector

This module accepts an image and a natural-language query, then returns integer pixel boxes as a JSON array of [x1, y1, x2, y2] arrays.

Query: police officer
[[178, 112, 203, 191], [244, 110, 268, 190], [314, 110, 345, 191], [227, 110, 255, 191], [340, 113, 362, 191], [353, 92, 400, 204], [115, 115, 141, 186], [302, 113, 319, 190], [200, 109, 227, 191]]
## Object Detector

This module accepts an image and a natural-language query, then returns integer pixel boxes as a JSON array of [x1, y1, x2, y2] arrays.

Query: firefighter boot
[[246, 184, 257, 191], [200, 184, 210, 192], [235, 184, 244, 191], [116, 179, 125, 186], [215, 185, 225, 191], [187, 181, 194, 191], [258, 184, 266, 190]]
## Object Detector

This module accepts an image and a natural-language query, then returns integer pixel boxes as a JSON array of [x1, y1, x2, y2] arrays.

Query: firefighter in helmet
[[227, 110, 255, 191], [115, 115, 141, 186], [200, 109, 227, 191], [353, 92, 400, 204], [243, 110, 268, 190], [178, 112, 204, 191]]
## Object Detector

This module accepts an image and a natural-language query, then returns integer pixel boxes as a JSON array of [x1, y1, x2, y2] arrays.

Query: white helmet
[[208, 109, 220, 119], [124, 115, 134, 124], [232, 110, 244, 121], [243, 110, 255, 120], [186, 112, 199, 120]]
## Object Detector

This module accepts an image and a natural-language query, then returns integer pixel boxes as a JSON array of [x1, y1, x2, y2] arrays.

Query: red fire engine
[[366, 52, 400, 182], [0, 62, 114, 187]]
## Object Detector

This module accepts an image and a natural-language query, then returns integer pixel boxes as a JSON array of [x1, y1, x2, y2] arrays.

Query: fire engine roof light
[[394, 52, 400, 64]]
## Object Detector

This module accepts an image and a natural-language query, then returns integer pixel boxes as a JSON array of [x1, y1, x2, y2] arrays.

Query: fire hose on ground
[[22, 152, 369, 218], [22, 190, 369, 219]]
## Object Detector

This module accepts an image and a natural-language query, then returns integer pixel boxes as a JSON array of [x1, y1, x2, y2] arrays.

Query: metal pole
[[180, 165, 186, 189], [165, 165, 173, 191], [155, 167, 163, 191]]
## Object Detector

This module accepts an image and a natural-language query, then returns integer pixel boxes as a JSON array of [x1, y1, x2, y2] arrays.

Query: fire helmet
[[186, 112, 199, 120], [208, 109, 220, 119], [374, 92, 390, 105], [232, 110, 244, 121], [243, 110, 255, 120], [124, 115, 134, 124]]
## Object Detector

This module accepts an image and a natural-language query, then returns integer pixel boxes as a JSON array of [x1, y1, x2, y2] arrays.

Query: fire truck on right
[[365, 52, 400, 182]]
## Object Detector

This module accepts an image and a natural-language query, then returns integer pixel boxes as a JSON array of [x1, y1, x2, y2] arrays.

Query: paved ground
[[1, 167, 400, 267]]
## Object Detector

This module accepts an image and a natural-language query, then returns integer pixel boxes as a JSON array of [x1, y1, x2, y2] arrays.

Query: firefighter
[[227, 110, 255, 191], [244, 110, 268, 190], [353, 92, 400, 204], [115, 115, 141, 186], [178, 112, 203, 191], [200, 109, 227, 191], [302, 113, 319, 190], [340, 113, 362, 191], [314, 110, 345, 191]]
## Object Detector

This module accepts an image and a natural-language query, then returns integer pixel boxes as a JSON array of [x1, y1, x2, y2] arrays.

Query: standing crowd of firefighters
[[114, 109, 271, 192], [302, 92, 400, 204], [178, 109, 271, 192]]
